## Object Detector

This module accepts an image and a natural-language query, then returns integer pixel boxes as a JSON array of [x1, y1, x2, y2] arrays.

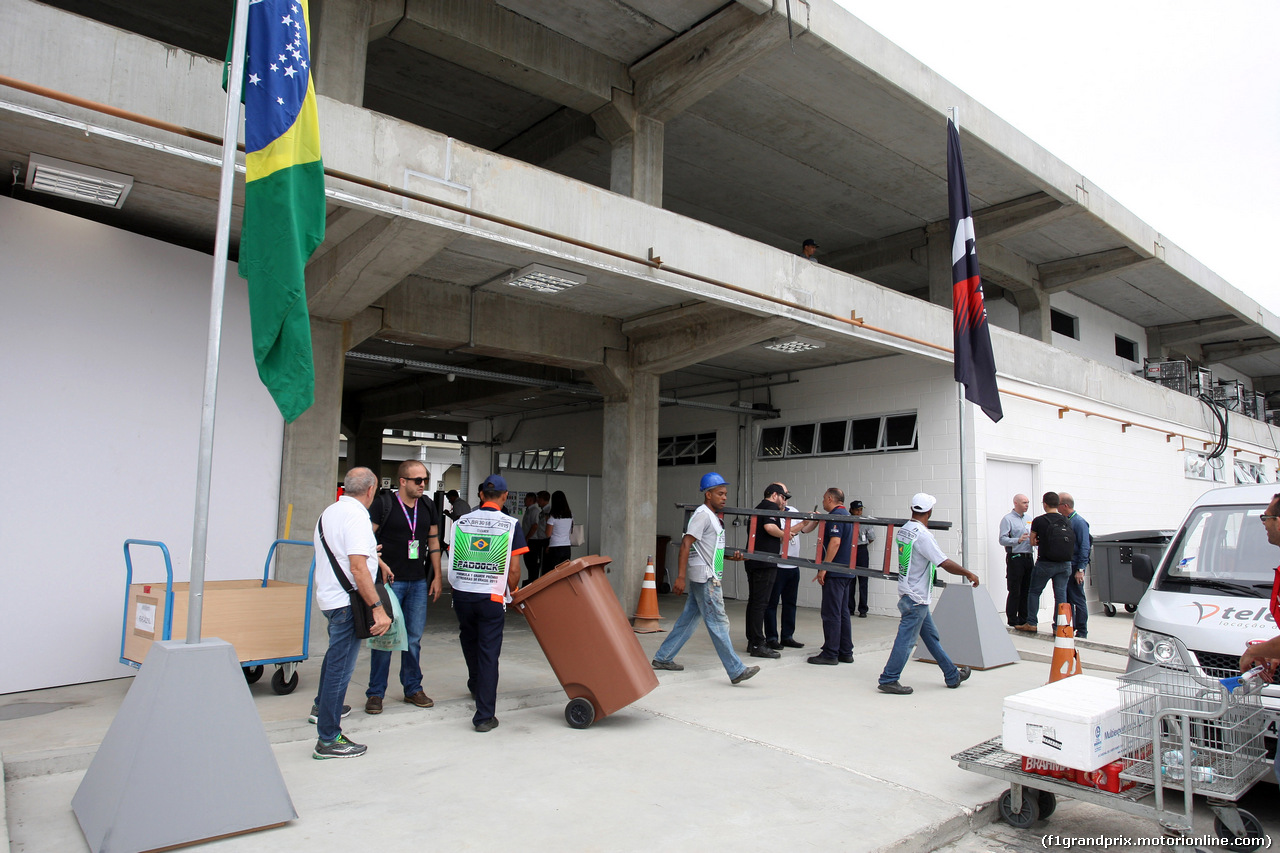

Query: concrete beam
[[624, 304, 797, 374], [973, 192, 1071, 243], [1152, 315, 1251, 347], [345, 306, 384, 350], [380, 278, 628, 370], [631, 3, 795, 123], [306, 213, 454, 320], [353, 363, 582, 423], [386, 0, 631, 115], [1201, 339, 1280, 363], [496, 107, 599, 167], [824, 228, 926, 275], [1039, 247, 1151, 294]]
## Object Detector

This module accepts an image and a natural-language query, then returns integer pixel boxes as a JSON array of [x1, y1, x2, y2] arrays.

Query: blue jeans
[[367, 579, 428, 698], [879, 595, 961, 686], [1026, 560, 1071, 628], [653, 578, 747, 679], [765, 568, 800, 643], [1067, 571, 1088, 636], [313, 605, 362, 742]]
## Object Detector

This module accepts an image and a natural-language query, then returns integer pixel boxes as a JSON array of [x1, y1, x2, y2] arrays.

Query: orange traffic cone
[[1048, 602, 1083, 682], [632, 556, 664, 634]]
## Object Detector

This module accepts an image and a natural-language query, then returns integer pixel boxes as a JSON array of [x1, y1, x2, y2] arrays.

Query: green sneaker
[[313, 734, 367, 759]]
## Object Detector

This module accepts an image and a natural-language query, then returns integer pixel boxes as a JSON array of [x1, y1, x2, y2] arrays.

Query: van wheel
[[1103, 604, 1117, 617]]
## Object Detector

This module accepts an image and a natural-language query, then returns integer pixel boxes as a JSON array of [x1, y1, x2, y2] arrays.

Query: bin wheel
[[243, 665, 264, 684], [271, 667, 299, 695], [658, 580, 671, 594], [1036, 790, 1057, 819], [1125, 603, 1138, 613], [1214, 809, 1263, 852], [1103, 603, 1117, 617], [998, 788, 1040, 829], [565, 698, 595, 729]]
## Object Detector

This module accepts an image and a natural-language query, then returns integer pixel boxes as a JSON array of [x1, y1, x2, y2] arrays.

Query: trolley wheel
[[1036, 790, 1057, 819], [565, 698, 595, 729], [998, 788, 1040, 829], [243, 665, 264, 684], [1103, 603, 1117, 617], [1125, 603, 1138, 613], [1213, 809, 1263, 852], [271, 667, 299, 695]]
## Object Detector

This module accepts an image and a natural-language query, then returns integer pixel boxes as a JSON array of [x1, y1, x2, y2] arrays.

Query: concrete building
[[3, 0, 1278, 693]]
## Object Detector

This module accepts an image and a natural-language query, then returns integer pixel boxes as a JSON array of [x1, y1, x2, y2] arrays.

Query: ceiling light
[[26, 153, 133, 209], [507, 263, 585, 294], [762, 335, 826, 353]]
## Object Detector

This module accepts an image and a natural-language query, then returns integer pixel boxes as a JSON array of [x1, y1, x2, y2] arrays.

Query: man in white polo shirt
[[312, 467, 391, 758]]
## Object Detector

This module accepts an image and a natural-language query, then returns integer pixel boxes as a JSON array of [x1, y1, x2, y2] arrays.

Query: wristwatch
[[370, 600, 384, 608]]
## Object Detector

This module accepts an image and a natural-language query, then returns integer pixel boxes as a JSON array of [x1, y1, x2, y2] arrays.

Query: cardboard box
[[1002, 675, 1126, 771]]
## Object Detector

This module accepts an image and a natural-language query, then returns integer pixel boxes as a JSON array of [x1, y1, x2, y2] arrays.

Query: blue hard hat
[[699, 472, 728, 491]]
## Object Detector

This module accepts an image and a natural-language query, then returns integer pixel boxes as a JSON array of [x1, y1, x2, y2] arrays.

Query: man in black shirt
[[364, 460, 442, 714], [744, 483, 809, 658]]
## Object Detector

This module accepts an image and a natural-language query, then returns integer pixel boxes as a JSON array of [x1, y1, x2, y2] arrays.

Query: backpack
[[1038, 513, 1075, 562]]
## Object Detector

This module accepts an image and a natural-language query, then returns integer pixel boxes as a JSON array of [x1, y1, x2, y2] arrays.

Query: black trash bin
[[1092, 530, 1174, 616]]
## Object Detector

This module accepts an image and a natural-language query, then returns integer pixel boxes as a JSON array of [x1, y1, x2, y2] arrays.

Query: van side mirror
[[1132, 553, 1155, 584]]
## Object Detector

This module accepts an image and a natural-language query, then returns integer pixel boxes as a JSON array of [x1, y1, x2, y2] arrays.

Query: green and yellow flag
[[237, 0, 324, 422]]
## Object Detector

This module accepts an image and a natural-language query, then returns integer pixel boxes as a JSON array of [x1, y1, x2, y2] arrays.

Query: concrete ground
[[2, 594, 1276, 853]]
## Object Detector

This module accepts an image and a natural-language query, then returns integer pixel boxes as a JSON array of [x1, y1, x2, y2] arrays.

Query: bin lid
[[510, 554, 612, 605], [1092, 530, 1175, 544]]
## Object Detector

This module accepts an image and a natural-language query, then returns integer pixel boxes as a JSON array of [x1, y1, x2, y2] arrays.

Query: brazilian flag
[[236, 0, 325, 422]]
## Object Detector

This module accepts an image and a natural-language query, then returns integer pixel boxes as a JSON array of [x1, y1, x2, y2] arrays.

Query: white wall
[[1049, 290, 1147, 375], [0, 197, 284, 694]]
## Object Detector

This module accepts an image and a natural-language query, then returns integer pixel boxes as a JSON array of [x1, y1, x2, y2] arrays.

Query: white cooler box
[[1002, 676, 1126, 771]]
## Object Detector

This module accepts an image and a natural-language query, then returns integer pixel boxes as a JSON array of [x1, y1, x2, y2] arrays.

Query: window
[[817, 421, 848, 454], [1050, 309, 1078, 339], [1183, 450, 1225, 483], [658, 432, 717, 467], [785, 423, 815, 456], [1115, 335, 1138, 362], [757, 413, 918, 460], [1234, 459, 1269, 485], [500, 446, 565, 471]]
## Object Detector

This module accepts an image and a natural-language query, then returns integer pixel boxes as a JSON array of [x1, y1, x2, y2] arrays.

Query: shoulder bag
[[318, 517, 394, 639]]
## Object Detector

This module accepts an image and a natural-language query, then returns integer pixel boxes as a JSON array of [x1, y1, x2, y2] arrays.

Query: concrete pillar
[[593, 354, 659, 616], [348, 422, 385, 478], [276, 318, 344, 583], [926, 222, 951, 308], [311, 0, 372, 106], [609, 116, 664, 207], [1015, 288, 1052, 344]]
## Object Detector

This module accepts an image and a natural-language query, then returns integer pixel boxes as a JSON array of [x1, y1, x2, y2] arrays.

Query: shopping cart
[[954, 638, 1269, 850]]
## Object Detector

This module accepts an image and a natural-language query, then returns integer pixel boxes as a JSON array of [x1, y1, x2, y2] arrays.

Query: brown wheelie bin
[[510, 555, 659, 728]]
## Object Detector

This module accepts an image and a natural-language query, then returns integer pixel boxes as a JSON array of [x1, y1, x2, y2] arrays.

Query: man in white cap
[[877, 493, 979, 695]]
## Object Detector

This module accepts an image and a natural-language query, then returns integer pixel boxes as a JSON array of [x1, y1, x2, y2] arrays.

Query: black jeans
[[765, 568, 800, 643], [744, 563, 777, 649], [525, 538, 548, 584], [1005, 552, 1033, 626]]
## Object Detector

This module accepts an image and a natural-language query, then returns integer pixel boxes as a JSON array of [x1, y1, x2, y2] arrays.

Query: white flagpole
[[187, 0, 250, 643], [950, 106, 972, 571]]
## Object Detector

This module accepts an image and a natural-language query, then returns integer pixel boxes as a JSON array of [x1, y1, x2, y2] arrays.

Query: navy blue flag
[[948, 119, 1003, 422]]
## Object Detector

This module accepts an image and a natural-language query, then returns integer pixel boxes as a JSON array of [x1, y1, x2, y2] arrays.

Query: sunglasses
[[403, 477, 428, 485]]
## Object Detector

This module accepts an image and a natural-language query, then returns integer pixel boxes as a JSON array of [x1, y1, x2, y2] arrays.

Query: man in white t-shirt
[[312, 467, 391, 758], [651, 472, 760, 685], [876, 493, 978, 695]]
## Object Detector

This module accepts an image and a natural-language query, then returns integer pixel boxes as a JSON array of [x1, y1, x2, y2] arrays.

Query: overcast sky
[[834, 0, 1280, 316]]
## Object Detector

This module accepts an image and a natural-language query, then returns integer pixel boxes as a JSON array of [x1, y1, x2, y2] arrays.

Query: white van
[[1127, 483, 1280, 745]]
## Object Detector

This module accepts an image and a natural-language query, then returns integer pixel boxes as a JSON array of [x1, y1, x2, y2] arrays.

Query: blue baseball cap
[[480, 474, 509, 492]]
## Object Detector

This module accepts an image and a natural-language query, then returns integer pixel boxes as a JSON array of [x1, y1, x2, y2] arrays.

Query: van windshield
[[1155, 504, 1277, 597]]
